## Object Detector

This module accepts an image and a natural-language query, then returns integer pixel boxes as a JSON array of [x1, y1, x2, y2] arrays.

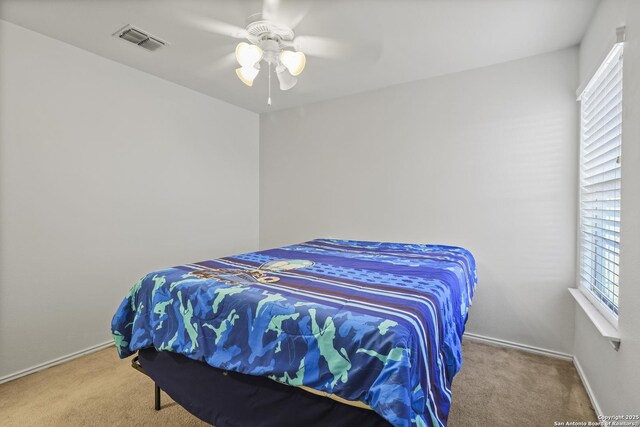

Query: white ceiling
[[0, 0, 599, 113]]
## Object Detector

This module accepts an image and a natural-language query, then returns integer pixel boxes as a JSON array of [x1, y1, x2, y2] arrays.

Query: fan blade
[[293, 35, 382, 63], [287, 0, 312, 30], [212, 52, 238, 72], [262, 0, 280, 22], [262, 0, 311, 30], [184, 14, 248, 39], [195, 52, 238, 78]]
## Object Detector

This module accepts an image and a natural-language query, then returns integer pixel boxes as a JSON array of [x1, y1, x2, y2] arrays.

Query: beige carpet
[[0, 340, 595, 426]]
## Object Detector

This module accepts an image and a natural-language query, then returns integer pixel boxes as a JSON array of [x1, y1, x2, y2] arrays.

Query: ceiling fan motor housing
[[245, 13, 295, 50]]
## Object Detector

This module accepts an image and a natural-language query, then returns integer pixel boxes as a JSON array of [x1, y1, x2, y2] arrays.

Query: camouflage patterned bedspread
[[111, 239, 477, 427]]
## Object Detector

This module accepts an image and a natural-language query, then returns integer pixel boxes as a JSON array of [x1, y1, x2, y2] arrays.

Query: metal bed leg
[[131, 355, 162, 411], [154, 383, 161, 410]]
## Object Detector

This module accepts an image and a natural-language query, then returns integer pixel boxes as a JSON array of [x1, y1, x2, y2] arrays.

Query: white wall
[[574, 0, 640, 414], [260, 48, 579, 355], [0, 20, 259, 379]]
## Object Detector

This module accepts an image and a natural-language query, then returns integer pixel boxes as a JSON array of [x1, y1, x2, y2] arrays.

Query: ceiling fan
[[233, 13, 307, 104], [186, 0, 381, 106]]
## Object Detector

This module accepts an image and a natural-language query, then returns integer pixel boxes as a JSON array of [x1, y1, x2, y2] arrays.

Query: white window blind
[[578, 43, 623, 320]]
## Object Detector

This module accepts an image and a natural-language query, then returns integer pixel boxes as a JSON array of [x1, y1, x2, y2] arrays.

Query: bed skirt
[[138, 348, 392, 427]]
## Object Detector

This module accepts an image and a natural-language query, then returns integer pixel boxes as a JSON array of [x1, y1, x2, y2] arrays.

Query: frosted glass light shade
[[280, 50, 306, 76], [235, 42, 263, 67], [235, 66, 260, 86], [276, 68, 297, 90]]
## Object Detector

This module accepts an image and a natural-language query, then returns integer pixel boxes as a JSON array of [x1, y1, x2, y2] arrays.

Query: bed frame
[[129, 348, 392, 427], [130, 355, 161, 411]]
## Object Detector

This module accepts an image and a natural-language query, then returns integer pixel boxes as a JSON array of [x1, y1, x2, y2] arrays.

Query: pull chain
[[267, 62, 272, 106]]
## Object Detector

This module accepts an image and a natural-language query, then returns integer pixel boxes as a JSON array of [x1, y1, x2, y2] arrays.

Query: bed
[[111, 239, 477, 427]]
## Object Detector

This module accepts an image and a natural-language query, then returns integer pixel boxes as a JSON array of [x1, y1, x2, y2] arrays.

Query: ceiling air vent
[[113, 25, 166, 51]]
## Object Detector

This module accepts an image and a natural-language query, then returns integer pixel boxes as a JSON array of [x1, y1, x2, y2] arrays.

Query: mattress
[[112, 239, 477, 427]]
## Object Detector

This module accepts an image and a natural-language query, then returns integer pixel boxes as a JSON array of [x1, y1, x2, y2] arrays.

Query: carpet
[[0, 340, 596, 426]]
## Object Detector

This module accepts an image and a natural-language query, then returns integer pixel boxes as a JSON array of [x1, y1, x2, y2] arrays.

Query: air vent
[[113, 25, 166, 51]]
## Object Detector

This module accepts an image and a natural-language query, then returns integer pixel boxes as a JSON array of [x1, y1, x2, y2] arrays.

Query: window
[[578, 42, 623, 325]]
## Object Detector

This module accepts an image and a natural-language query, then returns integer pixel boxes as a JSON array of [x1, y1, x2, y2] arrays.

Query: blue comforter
[[112, 239, 477, 427]]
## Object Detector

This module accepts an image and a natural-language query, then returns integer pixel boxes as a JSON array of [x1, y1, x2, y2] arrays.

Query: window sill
[[569, 288, 621, 350]]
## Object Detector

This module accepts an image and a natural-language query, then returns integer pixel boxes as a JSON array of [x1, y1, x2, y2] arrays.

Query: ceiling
[[0, 0, 599, 113]]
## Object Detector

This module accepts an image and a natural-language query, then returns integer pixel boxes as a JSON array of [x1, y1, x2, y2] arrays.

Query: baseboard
[[0, 340, 114, 384], [573, 356, 603, 417], [463, 332, 573, 361]]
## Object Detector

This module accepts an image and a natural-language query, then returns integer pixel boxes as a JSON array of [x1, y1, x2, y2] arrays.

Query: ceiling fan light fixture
[[235, 42, 263, 67], [235, 66, 260, 86], [276, 67, 297, 90], [280, 50, 306, 76]]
